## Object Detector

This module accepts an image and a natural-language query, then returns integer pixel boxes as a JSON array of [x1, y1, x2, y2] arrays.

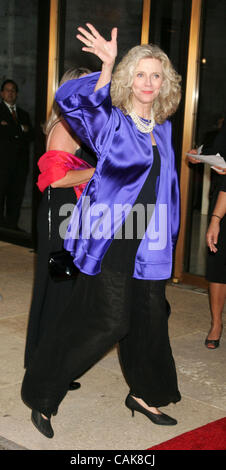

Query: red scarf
[[37, 150, 92, 199]]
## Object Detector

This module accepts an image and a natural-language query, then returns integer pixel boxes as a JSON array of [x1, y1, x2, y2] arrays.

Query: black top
[[202, 121, 226, 160], [103, 145, 161, 274], [76, 143, 97, 168]]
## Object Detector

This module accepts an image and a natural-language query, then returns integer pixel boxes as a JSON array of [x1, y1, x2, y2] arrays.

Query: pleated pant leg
[[119, 278, 181, 407]]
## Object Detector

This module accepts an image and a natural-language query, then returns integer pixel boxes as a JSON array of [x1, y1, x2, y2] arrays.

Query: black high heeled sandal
[[125, 394, 177, 426], [205, 325, 223, 350], [205, 338, 220, 349], [31, 410, 54, 438]]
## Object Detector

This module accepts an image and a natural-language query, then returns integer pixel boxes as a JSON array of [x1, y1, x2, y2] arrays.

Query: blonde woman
[[25, 67, 97, 365], [22, 25, 181, 438], [23, 68, 97, 435]]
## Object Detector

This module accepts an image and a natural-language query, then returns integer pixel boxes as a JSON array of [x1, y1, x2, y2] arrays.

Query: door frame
[[172, 0, 206, 287]]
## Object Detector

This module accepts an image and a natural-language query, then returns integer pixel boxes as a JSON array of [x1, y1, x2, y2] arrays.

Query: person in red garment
[[23, 68, 97, 437]]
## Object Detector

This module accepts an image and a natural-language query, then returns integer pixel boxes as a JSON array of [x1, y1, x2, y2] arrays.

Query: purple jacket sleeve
[[170, 137, 180, 250], [55, 72, 114, 157]]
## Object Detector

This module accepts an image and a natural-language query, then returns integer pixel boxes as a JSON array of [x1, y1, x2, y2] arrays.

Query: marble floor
[[0, 241, 225, 450]]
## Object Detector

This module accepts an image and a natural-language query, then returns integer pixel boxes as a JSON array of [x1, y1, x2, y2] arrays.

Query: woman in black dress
[[22, 25, 182, 438], [188, 122, 226, 348], [24, 68, 97, 375], [205, 170, 226, 349]]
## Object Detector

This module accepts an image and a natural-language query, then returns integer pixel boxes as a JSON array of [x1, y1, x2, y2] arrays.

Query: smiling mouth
[[142, 90, 153, 94]]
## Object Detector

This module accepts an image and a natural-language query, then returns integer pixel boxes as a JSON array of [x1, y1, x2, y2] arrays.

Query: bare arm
[[47, 119, 95, 188], [206, 191, 226, 252], [76, 23, 117, 91], [51, 167, 95, 188]]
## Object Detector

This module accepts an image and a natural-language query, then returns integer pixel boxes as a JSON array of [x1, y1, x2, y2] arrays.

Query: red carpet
[[148, 417, 226, 450]]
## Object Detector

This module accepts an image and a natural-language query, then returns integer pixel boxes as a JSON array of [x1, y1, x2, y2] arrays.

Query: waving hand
[[77, 23, 117, 67]]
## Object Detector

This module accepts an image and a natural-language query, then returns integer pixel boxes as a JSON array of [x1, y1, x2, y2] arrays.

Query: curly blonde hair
[[111, 44, 181, 124], [43, 67, 91, 136]]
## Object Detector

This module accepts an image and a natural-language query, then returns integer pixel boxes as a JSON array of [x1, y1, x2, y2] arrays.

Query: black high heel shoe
[[205, 325, 223, 350], [205, 338, 220, 349], [125, 394, 177, 426], [31, 410, 54, 438], [69, 380, 81, 391]]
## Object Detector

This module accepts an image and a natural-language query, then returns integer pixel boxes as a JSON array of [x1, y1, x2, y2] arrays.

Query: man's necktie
[[10, 106, 17, 122]]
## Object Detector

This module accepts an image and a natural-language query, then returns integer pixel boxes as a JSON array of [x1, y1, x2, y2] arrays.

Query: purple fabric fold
[[55, 72, 180, 280]]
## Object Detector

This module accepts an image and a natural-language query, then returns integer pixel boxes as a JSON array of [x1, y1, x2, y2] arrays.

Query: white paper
[[186, 152, 226, 169]]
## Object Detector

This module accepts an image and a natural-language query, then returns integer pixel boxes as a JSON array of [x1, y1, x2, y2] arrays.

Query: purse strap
[[48, 185, 51, 241]]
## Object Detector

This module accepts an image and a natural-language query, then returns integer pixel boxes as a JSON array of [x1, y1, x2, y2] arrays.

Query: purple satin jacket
[[55, 72, 180, 280]]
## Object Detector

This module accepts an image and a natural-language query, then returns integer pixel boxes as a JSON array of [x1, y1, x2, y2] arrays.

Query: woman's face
[[131, 57, 163, 110]]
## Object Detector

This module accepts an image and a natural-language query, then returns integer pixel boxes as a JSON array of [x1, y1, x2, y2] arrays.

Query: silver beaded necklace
[[128, 108, 155, 133]]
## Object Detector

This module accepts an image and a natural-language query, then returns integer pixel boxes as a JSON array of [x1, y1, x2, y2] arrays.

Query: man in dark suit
[[0, 79, 33, 229]]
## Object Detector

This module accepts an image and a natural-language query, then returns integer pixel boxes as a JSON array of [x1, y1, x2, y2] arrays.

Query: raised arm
[[55, 25, 118, 156], [76, 23, 117, 90]]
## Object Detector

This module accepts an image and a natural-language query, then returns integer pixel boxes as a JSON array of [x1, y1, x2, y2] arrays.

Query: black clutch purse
[[48, 249, 79, 282], [47, 186, 78, 282]]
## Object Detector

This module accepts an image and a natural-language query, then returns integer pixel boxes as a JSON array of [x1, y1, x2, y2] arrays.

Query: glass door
[[60, 0, 144, 75], [148, 0, 192, 171], [0, 0, 39, 246], [182, 0, 226, 282]]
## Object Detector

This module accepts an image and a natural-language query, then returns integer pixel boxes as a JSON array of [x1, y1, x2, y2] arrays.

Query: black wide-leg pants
[[119, 278, 180, 407], [21, 267, 180, 417]]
